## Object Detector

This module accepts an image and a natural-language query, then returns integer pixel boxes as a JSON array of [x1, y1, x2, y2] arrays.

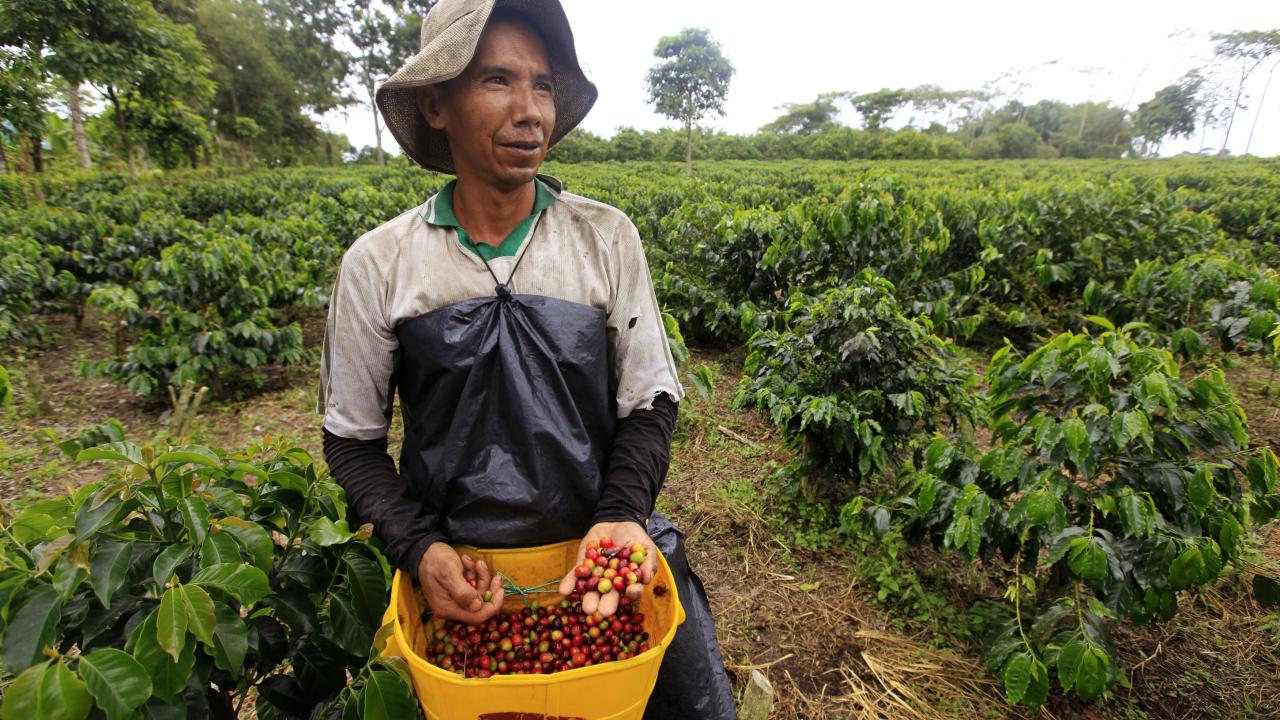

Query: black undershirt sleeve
[[322, 428, 443, 575], [591, 393, 679, 527]]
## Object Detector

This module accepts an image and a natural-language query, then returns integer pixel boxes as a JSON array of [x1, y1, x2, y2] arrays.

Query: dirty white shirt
[[317, 180, 684, 441]]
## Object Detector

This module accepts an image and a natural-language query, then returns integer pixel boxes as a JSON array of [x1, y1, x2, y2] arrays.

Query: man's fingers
[[475, 558, 492, 591], [597, 590, 619, 617], [441, 567, 484, 611], [558, 571, 576, 596], [625, 582, 644, 602], [581, 591, 600, 615]]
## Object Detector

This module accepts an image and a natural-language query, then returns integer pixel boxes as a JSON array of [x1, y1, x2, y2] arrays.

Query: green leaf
[[1026, 487, 1056, 526], [360, 670, 418, 720], [1219, 512, 1242, 558], [1186, 467, 1214, 514], [151, 543, 192, 588], [1074, 645, 1111, 700], [179, 585, 216, 647], [915, 473, 938, 516], [0, 660, 92, 720], [329, 594, 373, 656], [130, 611, 194, 699], [1001, 651, 1047, 708], [3, 586, 62, 674], [1068, 537, 1108, 585], [1253, 574, 1280, 610], [76, 443, 143, 466], [154, 447, 220, 468], [179, 496, 210, 546], [1117, 491, 1155, 539], [1063, 417, 1091, 477], [78, 649, 153, 720], [345, 554, 388, 626], [74, 496, 125, 541], [156, 587, 188, 663], [212, 603, 248, 677], [191, 563, 271, 606], [1057, 641, 1085, 693], [218, 518, 274, 571], [308, 517, 356, 547], [200, 532, 242, 566], [89, 541, 132, 609], [1169, 546, 1206, 591]]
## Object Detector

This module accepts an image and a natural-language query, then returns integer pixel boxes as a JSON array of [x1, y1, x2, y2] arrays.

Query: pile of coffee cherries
[[423, 597, 651, 677], [423, 537, 654, 678]]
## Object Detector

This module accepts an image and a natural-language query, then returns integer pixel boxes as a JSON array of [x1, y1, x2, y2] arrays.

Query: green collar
[[423, 176, 559, 260]]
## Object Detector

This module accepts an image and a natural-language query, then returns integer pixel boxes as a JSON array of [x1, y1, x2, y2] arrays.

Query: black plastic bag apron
[[395, 286, 612, 546], [393, 244, 737, 718]]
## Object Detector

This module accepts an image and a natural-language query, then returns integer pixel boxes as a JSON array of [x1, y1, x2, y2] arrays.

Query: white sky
[[324, 0, 1280, 157]]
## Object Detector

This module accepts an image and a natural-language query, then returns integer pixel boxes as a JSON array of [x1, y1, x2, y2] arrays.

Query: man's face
[[422, 17, 556, 191]]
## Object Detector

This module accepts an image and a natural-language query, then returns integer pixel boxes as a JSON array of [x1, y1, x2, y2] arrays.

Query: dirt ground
[[2, 317, 1278, 719]]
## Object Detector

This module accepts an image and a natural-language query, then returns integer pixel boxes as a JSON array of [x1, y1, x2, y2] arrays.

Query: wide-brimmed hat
[[375, 0, 597, 174]]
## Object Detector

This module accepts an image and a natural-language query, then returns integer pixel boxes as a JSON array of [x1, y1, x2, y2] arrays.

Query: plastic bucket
[[380, 539, 686, 720]]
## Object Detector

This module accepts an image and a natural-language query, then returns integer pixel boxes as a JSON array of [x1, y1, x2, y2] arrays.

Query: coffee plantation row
[[1, 157, 1279, 714]]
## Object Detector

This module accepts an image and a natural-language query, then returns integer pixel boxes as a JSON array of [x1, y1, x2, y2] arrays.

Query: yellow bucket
[[380, 539, 686, 720]]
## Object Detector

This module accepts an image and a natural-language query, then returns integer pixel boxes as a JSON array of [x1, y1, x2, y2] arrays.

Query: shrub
[[0, 437, 414, 719], [736, 271, 978, 505], [893, 322, 1280, 708]]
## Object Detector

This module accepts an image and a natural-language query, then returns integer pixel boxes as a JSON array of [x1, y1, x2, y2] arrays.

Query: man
[[318, 1, 736, 716]]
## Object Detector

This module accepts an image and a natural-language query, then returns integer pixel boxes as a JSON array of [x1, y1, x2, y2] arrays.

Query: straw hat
[[375, 0, 597, 174]]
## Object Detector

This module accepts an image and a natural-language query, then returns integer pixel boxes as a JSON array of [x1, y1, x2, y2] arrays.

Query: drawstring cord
[[478, 214, 543, 302]]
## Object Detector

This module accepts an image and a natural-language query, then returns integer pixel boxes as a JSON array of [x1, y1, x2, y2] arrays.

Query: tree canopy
[[645, 27, 734, 171]]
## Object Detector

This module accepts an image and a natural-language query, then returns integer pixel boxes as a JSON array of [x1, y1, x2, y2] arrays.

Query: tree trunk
[[29, 133, 43, 172], [67, 80, 91, 169], [108, 88, 138, 181], [0, 143, 7, 174], [1245, 59, 1279, 156], [1077, 104, 1089, 139], [367, 71, 385, 166], [374, 102, 385, 166], [1220, 71, 1249, 156], [685, 122, 693, 174]]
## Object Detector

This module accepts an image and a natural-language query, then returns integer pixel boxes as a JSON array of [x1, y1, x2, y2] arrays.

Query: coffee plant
[[0, 436, 412, 719], [736, 271, 978, 502], [84, 233, 312, 397], [890, 320, 1280, 708]]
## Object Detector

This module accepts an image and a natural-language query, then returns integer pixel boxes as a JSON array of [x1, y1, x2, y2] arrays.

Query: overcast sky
[[323, 0, 1280, 157]]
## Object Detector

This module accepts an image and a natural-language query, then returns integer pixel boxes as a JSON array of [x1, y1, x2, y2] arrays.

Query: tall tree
[[760, 94, 841, 134], [0, 2, 53, 175], [848, 88, 911, 131], [349, 4, 422, 166], [1133, 72, 1202, 156], [645, 27, 734, 172], [1210, 29, 1280, 155], [193, 0, 295, 165]]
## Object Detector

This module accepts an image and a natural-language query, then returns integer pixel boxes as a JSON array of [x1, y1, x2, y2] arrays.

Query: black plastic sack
[[646, 513, 739, 720], [394, 293, 615, 547]]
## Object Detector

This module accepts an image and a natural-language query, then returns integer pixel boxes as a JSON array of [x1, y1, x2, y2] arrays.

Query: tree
[[849, 88, 911, 131], [644, 27, 734, 172], [0, 44, 49, 175], [1133, 72, 1202, 156], [1211, 29, 1280, 155], [760, 93, 841, 134], [348, 5, 422, 166]]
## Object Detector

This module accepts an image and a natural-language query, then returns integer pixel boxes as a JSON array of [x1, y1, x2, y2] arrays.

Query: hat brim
[[375, 0, 597, 174]]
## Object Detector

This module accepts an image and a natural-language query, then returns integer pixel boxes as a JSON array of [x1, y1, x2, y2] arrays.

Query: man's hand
[[557, 521, 657, 618], [418, 542, 504, 624]]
